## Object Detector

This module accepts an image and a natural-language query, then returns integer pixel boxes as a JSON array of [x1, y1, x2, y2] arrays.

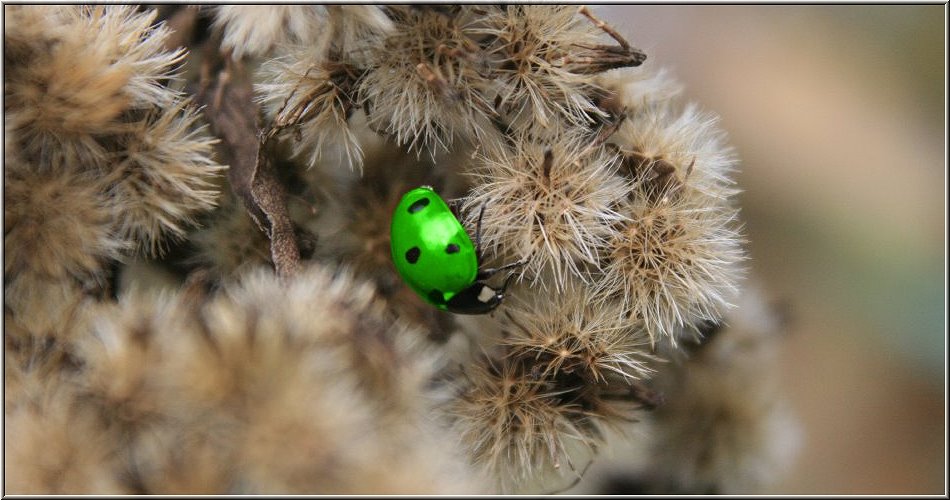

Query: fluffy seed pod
[[602, 103, 745, 343], [4, 5, 224, 256], [63, 264, 479, 494], [257, 49, 365, 169], [107, 101, 224, 255], [356, 6, 501, 156], [449, 356, 594, 491], [4, 372, 126, 495], [503, 288, 656, 384], [213, 6, 327, 59], [643, 285, 800, 494], [465, 141, 629, 288], [5, 6, 188, 170], [477, 5, 626, 141], [595, 61, 684, 115], [3, 167, 125, 285], [449, 284, 659, 492], [5, 6, 133, 170]]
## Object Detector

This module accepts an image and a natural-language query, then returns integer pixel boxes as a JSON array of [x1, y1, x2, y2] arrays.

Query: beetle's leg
[[476, 257, 526, 281]]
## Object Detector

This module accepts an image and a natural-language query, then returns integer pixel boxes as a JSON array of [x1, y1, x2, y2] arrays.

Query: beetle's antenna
[[476, 257, 527, 281], [498, 270, 519, 295], [475, 199, 489, 259]]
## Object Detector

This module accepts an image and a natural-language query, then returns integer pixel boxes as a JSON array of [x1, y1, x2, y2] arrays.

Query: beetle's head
[[444, 281, 506, 315]]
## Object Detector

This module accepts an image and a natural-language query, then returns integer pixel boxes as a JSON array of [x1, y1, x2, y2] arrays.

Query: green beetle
[[390, 186, 522, 315]]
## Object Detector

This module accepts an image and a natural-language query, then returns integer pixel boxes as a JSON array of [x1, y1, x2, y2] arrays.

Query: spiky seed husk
[[465, 141, 630, 289], [257, 50, 365, 169], [3, 168, 125, 284], [603, 103, 745, 343], [644, 286, 799, 494], [213, 6, 328, 59], [63, 265, 479, 494], [107, 101, 225, 255], [356, 6, 501, 157], [476, 5, 614, 141]]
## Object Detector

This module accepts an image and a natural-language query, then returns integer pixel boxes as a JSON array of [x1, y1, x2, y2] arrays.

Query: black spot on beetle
[[445, 243, 460, 254], [405, 247, 420, 264], [408, 198, 430, 214]]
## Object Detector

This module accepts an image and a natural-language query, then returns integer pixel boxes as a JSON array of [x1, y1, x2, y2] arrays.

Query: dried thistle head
[[602, 103, 745, 343], [5, 6, 133, 170], [477, 5, 642, 141], [213, 6, 327, 59], [644, 286, 799, 494], [5, 6, 187, 170], [4, 380, 126, 495], [465, 141, 629, 289], [257, 49, 365, 169], [65, 264, 478, 494], [449, 355, 595, 491], [503, 287, 656, 385], [5, 5, 224, 256], [3, 167, 125, 285], [106, 101, 225, 255], [448, 283, 660, 492], [595, 61, 684, 115], [356, 6, 501, 156]]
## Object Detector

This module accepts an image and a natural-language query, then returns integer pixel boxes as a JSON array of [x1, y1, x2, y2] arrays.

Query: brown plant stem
[[196, 42, 301, 278]]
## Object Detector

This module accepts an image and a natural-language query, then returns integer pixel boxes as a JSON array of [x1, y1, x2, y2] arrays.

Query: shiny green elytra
[[390, 186, 478, 308]]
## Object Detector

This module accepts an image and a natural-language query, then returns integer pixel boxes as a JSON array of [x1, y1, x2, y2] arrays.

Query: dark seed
[[445, 243, 460, 254], [408, 198, 430, 214], [405, 247, 421, 264]]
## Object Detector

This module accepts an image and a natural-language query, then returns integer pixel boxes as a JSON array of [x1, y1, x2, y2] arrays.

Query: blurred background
[[598, 5, 945, 494]]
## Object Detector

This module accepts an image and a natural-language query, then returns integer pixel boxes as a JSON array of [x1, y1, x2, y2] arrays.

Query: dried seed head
[[603, 103, 745, 344], [257, 50, 365, 169], [503, 288, 656, 384], [4, 381, 126, 495], [67, 265, 478, 493], [107, 101, 225, 255], [614, 103, 739, 200], [4, 168, 125, 284], [4, 5, 221, 256], [214, 6, 327, 59], [64, 6, 187, 109], [188, 194, 274, 281], [448, 282, 661, 492], [6, 6, 187, 170], [325, 5, 394, 59], [466, 141, 630, 289], [596, 62, 684, 114], [357, 6, 501, 157], [5, 6, 130, 169], [645, 286, 800, 494], [478, 5, 629, 141], [449, 356, 596, 491]]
